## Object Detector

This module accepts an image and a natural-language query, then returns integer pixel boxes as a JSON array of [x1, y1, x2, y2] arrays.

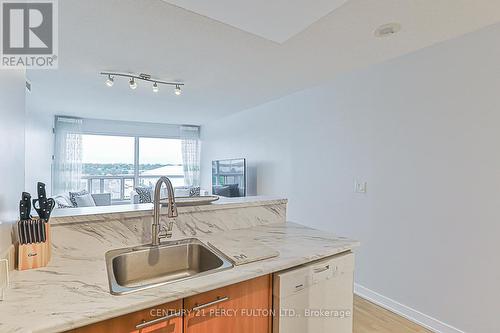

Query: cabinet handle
[[313, 265, 330, 273], [136, 310, 182, 329], [192, 296, 230, 312]]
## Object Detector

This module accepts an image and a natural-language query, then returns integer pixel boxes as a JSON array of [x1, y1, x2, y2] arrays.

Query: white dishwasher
[[273, 252, 354, 333]]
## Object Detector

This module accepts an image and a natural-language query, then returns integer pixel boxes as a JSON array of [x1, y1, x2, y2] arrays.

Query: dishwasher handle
[[313, 265, 330, 273], [312, 264, 336, 284]]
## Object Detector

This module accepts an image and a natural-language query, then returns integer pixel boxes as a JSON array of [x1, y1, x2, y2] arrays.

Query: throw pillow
[[135, 187, 152, 203], [189, 186, 201, 197], [69, 190, 89, 207], [54, 195, 73, 208], [74, 194, 96, 207], [90, 193, 111, 206]]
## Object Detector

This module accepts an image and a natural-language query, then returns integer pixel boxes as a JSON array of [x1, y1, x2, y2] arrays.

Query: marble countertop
[[0, 222, 358, 333], [50, 196, 288, 224]]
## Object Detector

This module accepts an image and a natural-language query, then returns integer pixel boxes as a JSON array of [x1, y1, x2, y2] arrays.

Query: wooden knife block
[[17, 222, 51, 271]]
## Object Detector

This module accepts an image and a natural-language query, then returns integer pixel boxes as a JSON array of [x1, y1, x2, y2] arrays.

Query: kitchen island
[[0, 197, 358, 333]]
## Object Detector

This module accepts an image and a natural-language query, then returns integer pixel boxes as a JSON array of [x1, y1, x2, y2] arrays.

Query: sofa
[[130, 187, 209, 204]]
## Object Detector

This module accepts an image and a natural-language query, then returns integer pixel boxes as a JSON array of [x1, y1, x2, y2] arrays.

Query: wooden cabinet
[[183, 275, 272, 333], [66, 299, 183, 333], [65, 275, 271, 333]]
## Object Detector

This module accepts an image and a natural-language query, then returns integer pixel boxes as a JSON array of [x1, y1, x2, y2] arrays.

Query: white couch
[[53, 192, 112, 208]]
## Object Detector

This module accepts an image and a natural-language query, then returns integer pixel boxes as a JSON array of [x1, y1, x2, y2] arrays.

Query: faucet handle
[[159, 224, 173, 239]]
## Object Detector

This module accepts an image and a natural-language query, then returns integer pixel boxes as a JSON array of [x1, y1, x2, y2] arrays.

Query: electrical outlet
[[354, 181, 367, 193]]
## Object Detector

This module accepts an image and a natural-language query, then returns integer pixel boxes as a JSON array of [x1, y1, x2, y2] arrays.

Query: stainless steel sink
[[105, 238, 233, 295]]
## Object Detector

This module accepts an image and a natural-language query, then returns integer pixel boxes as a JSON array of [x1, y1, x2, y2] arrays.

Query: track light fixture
[[100, 71, 184, 95]]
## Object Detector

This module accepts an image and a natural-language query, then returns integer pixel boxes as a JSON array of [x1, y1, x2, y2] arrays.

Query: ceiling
[[161, 0, 350, 43], [27, 0, 500, 125]]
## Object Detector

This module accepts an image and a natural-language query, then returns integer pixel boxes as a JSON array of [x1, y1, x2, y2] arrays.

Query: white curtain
[[53, 116, 83, 194], [180, 125, 201, 187]]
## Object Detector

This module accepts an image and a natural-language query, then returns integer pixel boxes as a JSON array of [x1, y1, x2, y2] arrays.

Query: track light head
[[105, 75, 114, 87], [152, 82, 159, 93], [129, 78, 137, 90], [175, 85, 182, 96]]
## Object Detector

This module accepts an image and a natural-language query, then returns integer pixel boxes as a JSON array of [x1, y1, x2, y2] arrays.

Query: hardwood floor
[[353, 295, 433, 333]]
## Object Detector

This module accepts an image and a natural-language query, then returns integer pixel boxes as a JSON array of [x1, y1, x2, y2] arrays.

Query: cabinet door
[[66, 299, 183, 333], [184, 275, 271, 333]]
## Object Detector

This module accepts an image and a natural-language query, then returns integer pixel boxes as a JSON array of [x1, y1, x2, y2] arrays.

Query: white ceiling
[[161, 0, 350, 43], [27, 0, 500, 125]]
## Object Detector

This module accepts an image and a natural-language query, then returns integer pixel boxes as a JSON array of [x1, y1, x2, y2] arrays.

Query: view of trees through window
[[83, 163, 165, 176], [81, 135, 184, 200]]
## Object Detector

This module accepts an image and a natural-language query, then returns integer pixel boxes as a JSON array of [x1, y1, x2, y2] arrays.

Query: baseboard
[[354, 283, 466, 333]]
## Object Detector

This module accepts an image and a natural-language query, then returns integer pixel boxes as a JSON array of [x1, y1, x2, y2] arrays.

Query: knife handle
[[19, 200, 29, 221], [33, 199, 47, 220], [37, 182, 47, 200], [22, 192, 31, 215]]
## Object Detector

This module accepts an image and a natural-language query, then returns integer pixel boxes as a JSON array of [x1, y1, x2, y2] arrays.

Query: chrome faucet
[[152, 176, 178, 246]]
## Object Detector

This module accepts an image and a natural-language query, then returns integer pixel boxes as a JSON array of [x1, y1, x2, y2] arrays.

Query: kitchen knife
[[32, 220, 37, 243], [36, 182, 47, 219], [38, 221, 42, 243], [40, 220, 46, 242], [17, 221, 24, 245], [19, 194, 31, 244], [19, 193, 31, 221], [45, 198, 55, 221], [31, 220, 37, 243], [19, 200, 27, 221], [33, 199, 42, 219], [34, 184, 44, 219], [39, 220, 45, 243], [22, 220, 28, 244], [39, 219, 46, 243], [27, 220, 33, 244], [34, 182, 54, 220], [34, 220, 40, 243], [33, 220, 40, 243], [22, 192, 31, 217], [37, 182, 47, 201]]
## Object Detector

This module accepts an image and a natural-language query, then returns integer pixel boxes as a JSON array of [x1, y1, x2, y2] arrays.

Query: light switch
[[354, 181, 367, 193]]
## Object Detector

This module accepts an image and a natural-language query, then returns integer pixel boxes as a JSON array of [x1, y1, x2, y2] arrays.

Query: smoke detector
[[375, 23, 401, 37]]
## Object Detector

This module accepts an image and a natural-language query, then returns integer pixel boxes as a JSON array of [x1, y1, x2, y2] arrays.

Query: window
[[81, 135, 184, 201], [138, 138, 184, 188]]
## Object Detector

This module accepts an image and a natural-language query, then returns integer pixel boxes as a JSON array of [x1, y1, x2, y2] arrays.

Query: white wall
[[0, 69, 26, 252], [201, 23, 500, 333], [24, 106, 54, 196]]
